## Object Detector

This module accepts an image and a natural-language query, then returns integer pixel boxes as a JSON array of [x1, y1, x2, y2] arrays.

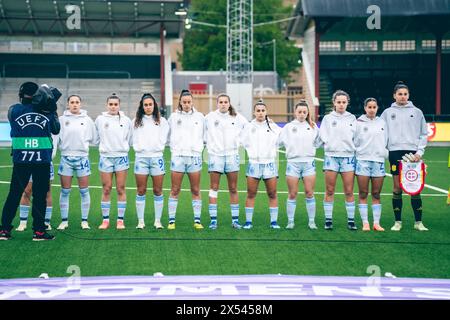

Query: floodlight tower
[[226, 0, 253, 120]]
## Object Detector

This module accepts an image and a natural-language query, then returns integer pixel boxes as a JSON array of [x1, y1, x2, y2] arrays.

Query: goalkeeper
[[380, 81, 428, 231]]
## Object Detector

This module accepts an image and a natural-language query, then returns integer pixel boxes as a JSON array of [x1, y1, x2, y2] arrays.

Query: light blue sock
[[101, 201, 110, 221], [136, 195, 146, 221], [209, 204, 218, 221], [168, 197, 178, 223], [359, 204, 369, 224], [117, 201, 126, 220], [60, 188, 71, 221], [231, 204, 240, 223], [286, 199, 296, 223], [346, 201, 356, 221], [19, 205, 30, 222], [245, 207, 254, 223], [306, 197, 316, 223], [324, 201, 333, 221], [270, 207, 278, 224], [45, 207, 52, 224], [192, 199, 202, 223], [80, 187, 90, 221], [372, 204, 382, 225], [154, 195, 164, 221]]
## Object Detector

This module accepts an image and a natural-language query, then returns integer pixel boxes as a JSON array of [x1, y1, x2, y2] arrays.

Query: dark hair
[[364, 97, 378, 106], [134, 93, 161, 128], [177, 89, 193, 112], [107, 93, 120, 103], [393, 81, 409, 94], [254, 99, 273, 131], [217, 93, 237, 116], [67, 94, 82, 103], [294, 99, 313, 127]]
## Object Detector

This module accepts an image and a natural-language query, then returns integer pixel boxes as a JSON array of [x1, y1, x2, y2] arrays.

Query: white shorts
[[323, 156, 356, 173], [208, 154, 240, 174], [246, 162, 278, 180], [30, 162, 54, 182], [99, 156, 130, 173], [171, 155, 202, 173], [58, 156, 91, 177], [134, 156, 165, 176], [286, 160, 316, 178], [356, 160, 386, 177]]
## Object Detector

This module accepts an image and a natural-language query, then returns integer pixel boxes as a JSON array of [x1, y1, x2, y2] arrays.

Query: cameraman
[[0, 82, 60, 241]]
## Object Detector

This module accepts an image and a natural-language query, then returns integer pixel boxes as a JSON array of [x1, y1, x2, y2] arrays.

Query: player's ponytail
[[178, 89, 192, 112], [217, 93, 237, 116], [393, 81, 409, 94], [294, 99, 313, 127]]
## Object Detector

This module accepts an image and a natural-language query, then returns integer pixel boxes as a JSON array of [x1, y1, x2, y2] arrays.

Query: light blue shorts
[[208, 154, 240, 174], [356, 160, 386, 177], [246, 162, 278, 180], [171, 155, 202, 173], [99, 156, 130, 173], [30, 162, 54, 182], [134, 156, 165, 176], [58, 156, 91, 177], [286, 160, 316, 178], [323, 156, 356, 173]]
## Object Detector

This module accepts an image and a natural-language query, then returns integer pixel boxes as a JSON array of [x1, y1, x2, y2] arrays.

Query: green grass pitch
[[0, 146, 449, 279]]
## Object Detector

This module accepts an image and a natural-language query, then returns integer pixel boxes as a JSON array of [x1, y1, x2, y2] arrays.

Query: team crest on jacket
[[363, 127, 368, 132], [104, 122, 109, 129], [292, 127, 297, 133], [391, 114, 396, 120], [65, 121, 70, 126], [177, 119, 182, 126], [332, 121, 337, 127], [214, 120, 219, 127], [251, 128, 256, 134]]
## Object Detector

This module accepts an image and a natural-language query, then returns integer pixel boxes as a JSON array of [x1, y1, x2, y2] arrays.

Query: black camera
[[32, 84, 62, 113]]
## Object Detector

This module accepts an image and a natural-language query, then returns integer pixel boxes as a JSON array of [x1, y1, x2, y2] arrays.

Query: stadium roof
[[288, 0, 450, 37], [0, 0, 190, 38]]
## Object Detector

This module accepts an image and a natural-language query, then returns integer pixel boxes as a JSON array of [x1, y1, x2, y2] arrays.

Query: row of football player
[[16, 81, 428, 232]]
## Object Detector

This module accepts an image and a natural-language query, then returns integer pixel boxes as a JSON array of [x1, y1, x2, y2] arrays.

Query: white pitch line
[[0, 152, 447, 195], [0, 180, 445, 197], [279, 150, 448, 195]]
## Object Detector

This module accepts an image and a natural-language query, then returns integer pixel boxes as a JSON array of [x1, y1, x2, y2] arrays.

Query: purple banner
[[1, 275, 449, 300]]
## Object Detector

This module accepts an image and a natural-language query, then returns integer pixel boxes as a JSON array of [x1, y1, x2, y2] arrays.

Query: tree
[[180, 0, 301, 83]]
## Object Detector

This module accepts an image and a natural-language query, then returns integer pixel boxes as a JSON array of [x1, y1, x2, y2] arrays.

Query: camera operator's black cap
[[19, 82, 39, 99]]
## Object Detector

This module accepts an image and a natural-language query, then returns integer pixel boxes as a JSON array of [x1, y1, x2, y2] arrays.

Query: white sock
[[324, 201, 333, 221], [245, 207, 254, 223], [80, 187, 90, 221], [60, 188, 71, 221], [117, 201, 126, 220], [101, 201, 110, 221], [168, 197, 178, 222], [269, 207, 278, 224], [192, 199, 202, 223], [346, 201, 356, 221], [154, 195, 164, 221], [231, 204, 239, 223], [19, 205, 30, 222], [305, 197, 316, 223], [45, 207, 52, 224], [359, 204, 369, 224], [136, 195, 146, 221], [372, 204, 382, 224], [209, 204, 218, 221], [286, 199, 296, 223]]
